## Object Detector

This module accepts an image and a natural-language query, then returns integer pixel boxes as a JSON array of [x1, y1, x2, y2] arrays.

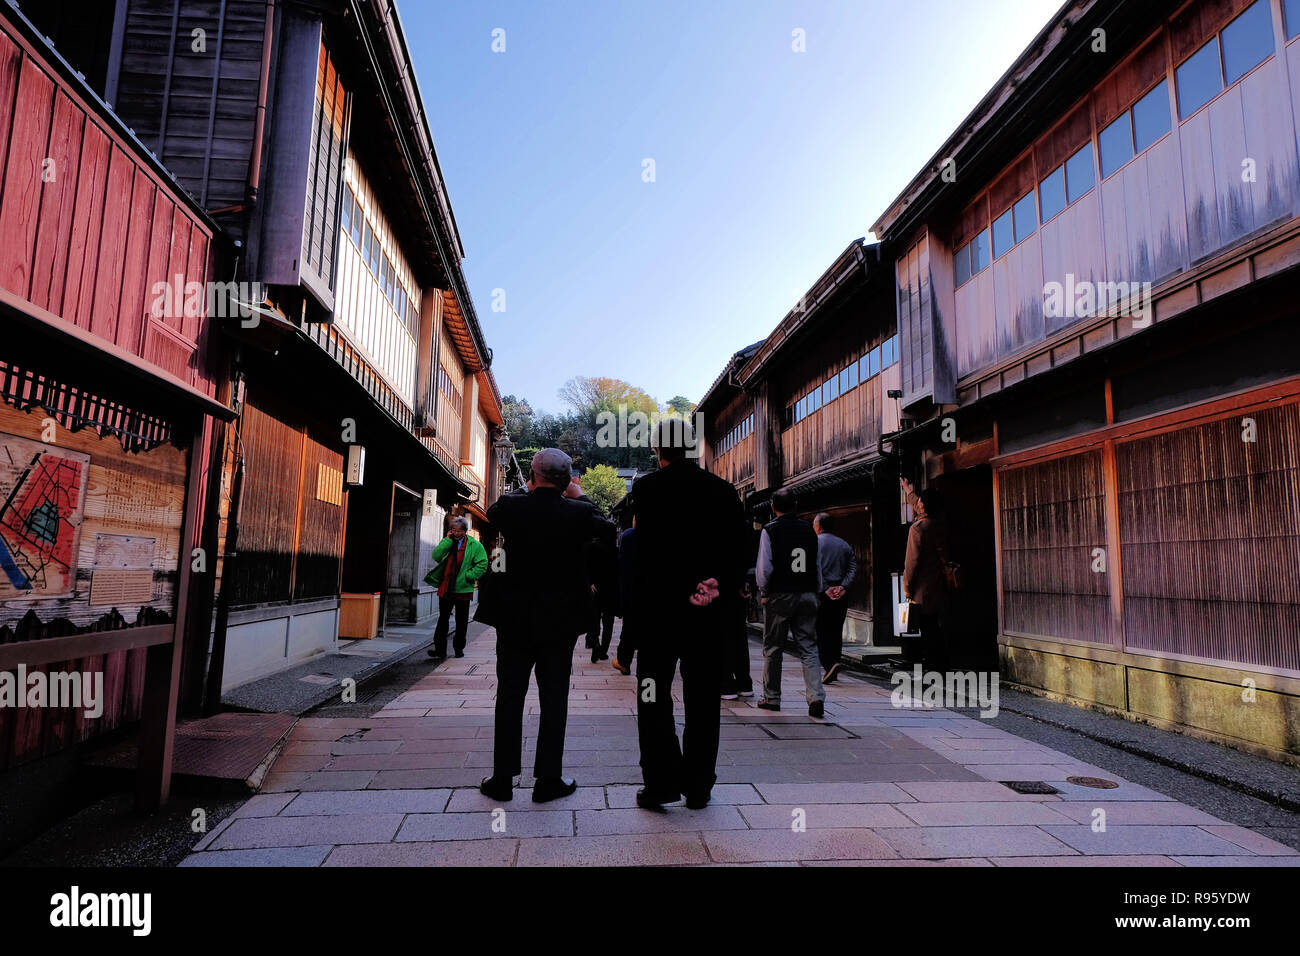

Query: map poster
[[0, 433, 90, 600]]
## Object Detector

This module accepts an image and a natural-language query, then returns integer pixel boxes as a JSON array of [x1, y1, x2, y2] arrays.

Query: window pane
[[1132, 80, 1172, 152], [859, 355, 870, 382], [362, 223, 371, 258], [340, 194, 351, 234], [1221, 0, 1274, 85], [1176, 37, 1223, 118], [1065, 143, 1095, 203], [1098, 113, 1134, 178], [839, 368, 850, 393], [847, 363, 858, 389], [1039, 166, 1066, 222], [954, 242, 971, 286], [991, 208, 1014, 258], [971, 228, 990, 273], [823, 377, 838, 403], [869, 346, 881, 378], [1288, 0, 1300, 38], [1012, 191, 1037, 242], [887, 335, 899, 366]]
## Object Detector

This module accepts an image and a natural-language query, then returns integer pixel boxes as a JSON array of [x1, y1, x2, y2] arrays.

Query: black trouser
[[433, 594, 471, 655], [912, 609, 950, 673], [636, 606, 723, 800], [815, 594, 849, 672], [615, 615, 638, 668], [587, 607, 616, 658], [721, 599, 753, 695], [492, 627, 578, 780]]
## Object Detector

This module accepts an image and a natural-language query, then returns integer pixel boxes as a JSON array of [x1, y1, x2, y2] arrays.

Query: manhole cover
[[1066, 775, 1119, 789], [1001, 780, 1061, 795]]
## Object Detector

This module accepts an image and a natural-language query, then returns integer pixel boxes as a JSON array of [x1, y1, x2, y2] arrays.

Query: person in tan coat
[[901, 479, 952, 672]]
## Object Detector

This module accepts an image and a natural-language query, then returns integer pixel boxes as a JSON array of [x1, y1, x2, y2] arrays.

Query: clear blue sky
[[402, 0, 1062, 415]]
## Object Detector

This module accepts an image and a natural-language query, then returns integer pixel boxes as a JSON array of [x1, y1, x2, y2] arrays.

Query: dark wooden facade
[[871, 0, 1300, 761], [700, 242, 901, 642]]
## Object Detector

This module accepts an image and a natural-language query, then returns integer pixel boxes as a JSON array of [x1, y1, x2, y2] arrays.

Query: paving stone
[[516, 832, 711, 866], [1047, 802, 1225, 826], [180, 845, 333, 867], [738, 803, 915, 829], [446, 786, 608, 812], [753, 782, 914, 804], [575, 806, 747, 835], [875, 826, 1076, 858], [802, 858, 993, 867], [281, 789, 453, 815], [1040, 825, 1254, 856], [233, 793, 298, 818], [896, 781, 1059, 802], [898, 802, 1076, 826], [398, 811, 573, 840], [368, 769, 489, 789], [988, 855, 1182, 866], [325, 841, 519, 866], [379, 752, 470, 770], [210, 814, 404, 850], [702, 828, 897, 863], [328, 739, 402, 755], [263, 770, 378, 792], [1170, 856, 1300, 867], [1047, 780, 1175, 801], [604, 784, 761, 809], [1196, 825, 1298, 855]]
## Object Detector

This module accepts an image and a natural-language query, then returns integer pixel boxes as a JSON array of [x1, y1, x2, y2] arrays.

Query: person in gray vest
[[814, 512, 858, 684], [755, 488, 825, 717]]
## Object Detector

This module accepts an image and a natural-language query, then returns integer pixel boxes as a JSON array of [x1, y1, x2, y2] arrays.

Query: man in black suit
[[480, 447, 606, 803], [631, 418, 748, 810]]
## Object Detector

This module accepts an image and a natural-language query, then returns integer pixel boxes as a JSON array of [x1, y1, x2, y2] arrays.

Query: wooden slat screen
[[227, 396, 301, 604], [1116, 402, 1300, 671], [999, 450, 1112, 642], [294, 431, 345, 600]]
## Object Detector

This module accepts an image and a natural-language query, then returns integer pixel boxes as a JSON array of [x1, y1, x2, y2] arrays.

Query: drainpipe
[[247, 0, 276, 205]]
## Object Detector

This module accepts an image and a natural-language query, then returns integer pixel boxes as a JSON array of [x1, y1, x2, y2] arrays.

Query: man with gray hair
[[480, 447, 609, 803]]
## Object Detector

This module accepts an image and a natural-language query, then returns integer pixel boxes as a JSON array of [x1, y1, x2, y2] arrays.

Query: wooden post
[[136, 420, 207, 810]]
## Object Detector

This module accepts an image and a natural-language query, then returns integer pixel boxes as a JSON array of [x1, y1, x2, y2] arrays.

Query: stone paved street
[[183, 625, 1300, 867]]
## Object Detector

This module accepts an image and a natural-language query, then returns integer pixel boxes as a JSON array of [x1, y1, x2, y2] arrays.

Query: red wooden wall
[[0, 14, 217, 398]]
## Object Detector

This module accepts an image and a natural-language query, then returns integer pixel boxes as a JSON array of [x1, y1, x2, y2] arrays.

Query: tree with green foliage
[[665, 395, 695, 416], [579, 464, 628, 514]]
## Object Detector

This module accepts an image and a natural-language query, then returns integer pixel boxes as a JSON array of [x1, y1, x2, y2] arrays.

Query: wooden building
[[699, 241, 901, 649], [870, 0, 1300, 761], [9, 0, 508, 697], [0, 1, 234, 835]]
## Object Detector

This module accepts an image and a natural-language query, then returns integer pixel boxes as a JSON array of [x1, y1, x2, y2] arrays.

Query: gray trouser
[[761, 591, 824, 705]]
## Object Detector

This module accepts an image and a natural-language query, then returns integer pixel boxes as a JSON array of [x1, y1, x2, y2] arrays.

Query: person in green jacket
[[425, 515, 489, 659]]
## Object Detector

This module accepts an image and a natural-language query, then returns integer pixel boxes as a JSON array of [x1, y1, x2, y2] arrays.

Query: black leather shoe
[[635, 788, 679, 812], [756, 699, 780, 711], [532, 776, 578, 803], [454, 650, 465, 658], [808, 700, 825, 719], [685, 792, 710, 810], [479, 775, 512, 801]]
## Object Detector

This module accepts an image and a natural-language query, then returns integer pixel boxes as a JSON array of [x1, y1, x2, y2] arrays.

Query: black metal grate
[[1001, 780, 1061, 795]]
